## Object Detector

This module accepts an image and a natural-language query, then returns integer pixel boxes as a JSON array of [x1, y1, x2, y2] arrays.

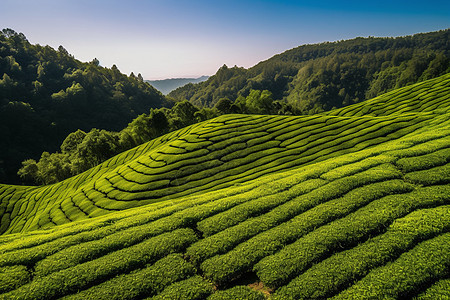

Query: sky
[[1, 0, 449, 80]]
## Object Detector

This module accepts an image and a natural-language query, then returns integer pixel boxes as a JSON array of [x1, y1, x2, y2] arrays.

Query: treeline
[[169, 30, 450, 114], [18, 90, 288, 185], [0, 29, 169, 184]]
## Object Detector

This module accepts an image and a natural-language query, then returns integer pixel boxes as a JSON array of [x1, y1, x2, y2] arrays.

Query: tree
[[18, 152, 72, 185], [214, 97, 233, 114], [61, 129, 86, 154], [170, 100, 199, 127], [74, 129, 121, 171], [17, 159, 39, 184], [195, 108, 220, 122], [245, 89, 274, 114], [122, 114, 154, 145], [150, 109, 169, 135], [91, 58, 100, 66], [1, 28, 19, 38], [58, 45, 69, 56]]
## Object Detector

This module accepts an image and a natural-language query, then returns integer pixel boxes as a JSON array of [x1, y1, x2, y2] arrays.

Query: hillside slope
[[1, 74, 448, 234], [0, 74, 449, 299]]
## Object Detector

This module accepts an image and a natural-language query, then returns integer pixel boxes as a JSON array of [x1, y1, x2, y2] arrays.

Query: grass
[[0, 73, 449, 299]]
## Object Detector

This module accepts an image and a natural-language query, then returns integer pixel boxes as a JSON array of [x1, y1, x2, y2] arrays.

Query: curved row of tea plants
[[0, 74, 449, 299], [0, 111, 448, 298], [1, 106, 432, 234], [2, 72, 449, 234], [325, 72, 450, 117]]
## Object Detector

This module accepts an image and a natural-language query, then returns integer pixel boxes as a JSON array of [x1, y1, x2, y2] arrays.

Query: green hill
[[0, 74, 449, 299], [169, 30, 449, 114]]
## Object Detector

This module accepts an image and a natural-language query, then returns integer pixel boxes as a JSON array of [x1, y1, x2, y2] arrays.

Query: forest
[[169, 30, 450, 114], [0, 29, 169, 184]]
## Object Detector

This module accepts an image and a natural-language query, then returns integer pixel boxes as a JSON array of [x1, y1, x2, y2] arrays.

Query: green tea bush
[[255, 185, 450, 288], [320, 155, 396, 181], [414, 278, 450, 300], [4, 228, 197, 299], [273, 205, 450, 299], [404, 164, 450, 185], [197, 178, 325, 237], [0, 265, 31, 293], [62, 254, 195, 300], [396, 147, 449, 172], [33, 181, 278, 276], [34, 208, 194, 275], [208, 286, 266, 300], [148, 276, 214, 300], [333, 232, 450, 299], [0, 199, 195, 267], [191, 171, 404, 266], [200, 179, 413, 285]]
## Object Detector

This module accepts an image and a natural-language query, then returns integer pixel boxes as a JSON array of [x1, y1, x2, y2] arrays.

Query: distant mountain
[[169, 30, 450, 114], [147, 76, 209, 94]]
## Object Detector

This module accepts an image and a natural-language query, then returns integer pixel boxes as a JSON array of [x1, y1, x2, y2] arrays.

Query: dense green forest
[[0, 29, 169, 184], [169, 30, 450, 113]]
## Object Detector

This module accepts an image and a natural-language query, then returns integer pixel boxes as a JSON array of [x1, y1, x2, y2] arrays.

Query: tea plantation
[[0, 73, 449, 299]]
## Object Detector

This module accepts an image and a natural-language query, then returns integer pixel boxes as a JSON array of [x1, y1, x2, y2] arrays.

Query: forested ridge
[[0, 29, 168, 184], [169, 30, 449, 113]]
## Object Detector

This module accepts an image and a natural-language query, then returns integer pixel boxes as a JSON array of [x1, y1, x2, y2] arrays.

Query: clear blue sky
[[1, 0, 449, 79]]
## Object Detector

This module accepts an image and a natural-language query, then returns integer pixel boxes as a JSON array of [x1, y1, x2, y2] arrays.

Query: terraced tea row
[[326, 72, 450, 117], [1, 74, 448, 235], [0, 74, 449, 299], [0, 110, 449, 299], [272, 205, 450, 299], [1, 110, 439, 234]]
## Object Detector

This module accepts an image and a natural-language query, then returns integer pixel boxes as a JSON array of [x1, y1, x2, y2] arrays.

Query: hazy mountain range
[[146, 76, 209, 94]]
